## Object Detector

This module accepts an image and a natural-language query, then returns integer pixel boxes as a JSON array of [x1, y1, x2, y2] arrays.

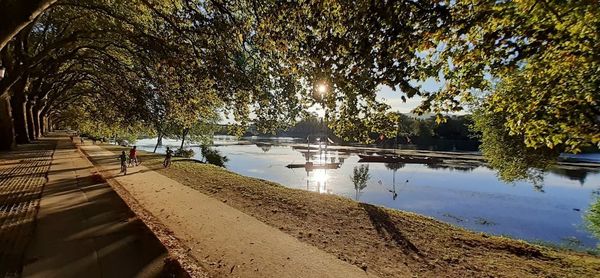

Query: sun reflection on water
[[310, 169, 333, 194]]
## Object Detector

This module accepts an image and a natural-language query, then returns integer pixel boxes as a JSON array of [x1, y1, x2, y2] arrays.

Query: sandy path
[[82, 144, 374, 278]]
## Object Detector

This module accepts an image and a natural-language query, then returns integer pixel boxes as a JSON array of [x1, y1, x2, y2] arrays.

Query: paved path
[[83, 144, 375, 278], [0, 134, 172, 277]]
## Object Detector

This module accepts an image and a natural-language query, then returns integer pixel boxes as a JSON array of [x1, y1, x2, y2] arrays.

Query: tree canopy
[[0, 0, 597, 182], [422, 0, 599, 179]]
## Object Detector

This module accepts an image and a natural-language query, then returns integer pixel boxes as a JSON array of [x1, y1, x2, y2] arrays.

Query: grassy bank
[[103, 144, 600, 277]]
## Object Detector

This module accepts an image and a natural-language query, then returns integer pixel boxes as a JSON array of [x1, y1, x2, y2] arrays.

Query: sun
[[317, 83, 327, 94]]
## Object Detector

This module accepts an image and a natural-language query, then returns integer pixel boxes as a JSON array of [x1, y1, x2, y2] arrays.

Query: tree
[[471, 107, 558, 183], [420, 0, 600, 179], [0, 0, 216, 149], [411, 118, 434, 139], [200, 145, 229, 167], [2, 0, 597, 187], [243, 0, 450, 136], [1, 0, 453, 148], [434, 115, 472, 140], [0, 0, 57, 51], [350, 165, 370, 201], [0, 0, 174, 148]]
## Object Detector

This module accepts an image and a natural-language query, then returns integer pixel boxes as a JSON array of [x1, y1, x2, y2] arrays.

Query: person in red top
[[128, 146, 140, 166]]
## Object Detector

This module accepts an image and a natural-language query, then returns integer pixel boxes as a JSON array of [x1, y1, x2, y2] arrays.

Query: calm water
[[136, 137, 600, 248]]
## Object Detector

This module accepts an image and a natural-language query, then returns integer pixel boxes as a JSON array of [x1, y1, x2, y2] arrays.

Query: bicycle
[[163, 147, 173, 168], [120, 161, 127, 175], [163, 157, 171, 168]]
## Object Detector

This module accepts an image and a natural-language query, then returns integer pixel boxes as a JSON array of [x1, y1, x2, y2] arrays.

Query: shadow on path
[[0, 138, 55, 277], [0, 133, 186, 277]]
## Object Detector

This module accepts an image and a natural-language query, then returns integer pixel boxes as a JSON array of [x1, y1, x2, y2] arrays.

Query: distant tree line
[[219, 113, 479, 151]]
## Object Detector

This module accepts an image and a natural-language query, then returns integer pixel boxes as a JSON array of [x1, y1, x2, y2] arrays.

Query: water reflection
[[379, 162, 409, 200], [255, 143, 272, 153], [425, 163, 478, 172], [385, 162, 405, 171], [312, 169, 331, 194], [548, 168, 591, 185]]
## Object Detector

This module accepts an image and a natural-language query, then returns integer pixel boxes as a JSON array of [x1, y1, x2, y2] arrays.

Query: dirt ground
[[105, 144, 600, 277]]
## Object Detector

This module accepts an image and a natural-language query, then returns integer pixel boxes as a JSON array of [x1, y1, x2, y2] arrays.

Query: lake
[[135, 137, 600, 248]]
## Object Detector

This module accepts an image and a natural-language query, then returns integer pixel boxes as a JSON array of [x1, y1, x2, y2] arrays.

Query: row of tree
[[239, 113, 476, 149], [0, 0, 597, 183]]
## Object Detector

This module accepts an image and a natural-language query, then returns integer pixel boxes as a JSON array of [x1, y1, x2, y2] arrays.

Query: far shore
[[132, 136, 600, 170]]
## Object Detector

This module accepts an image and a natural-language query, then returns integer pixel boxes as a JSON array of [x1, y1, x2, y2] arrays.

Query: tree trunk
[[33, 107, 41, 138], [48, 116, 53, 132], [0, 0, 57, 51], [153, 133, 163, 153], [0, 94, 16, 150], [180, 128, 189, 150], [26, 100, 35, 140], [10, 92, 30, 144], [42, 115, 48, 135]]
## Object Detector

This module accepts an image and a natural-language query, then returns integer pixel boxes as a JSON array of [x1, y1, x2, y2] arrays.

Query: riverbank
[[102, 144, 600, 277]]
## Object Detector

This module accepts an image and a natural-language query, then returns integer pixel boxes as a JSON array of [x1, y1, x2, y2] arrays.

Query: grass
[[101, 144, 600, 277]]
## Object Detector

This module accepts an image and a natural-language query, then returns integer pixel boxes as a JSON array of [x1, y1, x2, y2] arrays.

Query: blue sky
[[376, 85, 424, 113], [376, 77, 441, 114]]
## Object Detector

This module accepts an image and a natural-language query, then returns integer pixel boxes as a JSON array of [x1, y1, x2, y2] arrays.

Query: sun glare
[[312, 169, 328, 185], [317, 83, 327, 94]]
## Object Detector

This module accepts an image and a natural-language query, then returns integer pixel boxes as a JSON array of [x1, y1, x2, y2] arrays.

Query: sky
[[221, 77, 447, 124], [376, 85, 425, 114], [375, 77, 442, 114]]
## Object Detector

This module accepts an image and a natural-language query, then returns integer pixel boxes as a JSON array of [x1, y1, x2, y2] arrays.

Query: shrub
[[200, 145, 229, 167], [585, 197, 600, 249], [175, 148, 195, 158]]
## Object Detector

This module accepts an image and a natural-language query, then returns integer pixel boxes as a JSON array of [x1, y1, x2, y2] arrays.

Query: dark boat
[[286, 162, 340, 170], [358, 154, 441, 164]]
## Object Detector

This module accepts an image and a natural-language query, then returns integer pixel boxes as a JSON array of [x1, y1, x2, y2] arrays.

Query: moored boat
[[286, 161, 341, 170]]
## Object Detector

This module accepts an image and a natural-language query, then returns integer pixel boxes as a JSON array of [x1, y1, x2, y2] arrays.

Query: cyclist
[[128, 146, 139, 167], [163, 147, 173, 168]]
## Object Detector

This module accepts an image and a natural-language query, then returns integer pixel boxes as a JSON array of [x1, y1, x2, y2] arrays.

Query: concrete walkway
[[83, 144, 375, 278], [0, 134, 172, 277]]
